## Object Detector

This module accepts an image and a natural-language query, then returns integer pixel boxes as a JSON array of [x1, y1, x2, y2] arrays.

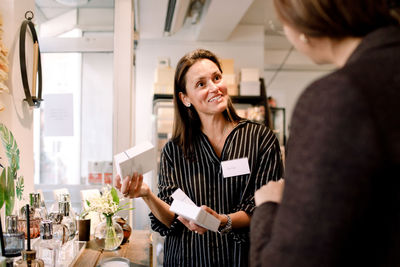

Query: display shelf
[[153, 93, 266, 105]]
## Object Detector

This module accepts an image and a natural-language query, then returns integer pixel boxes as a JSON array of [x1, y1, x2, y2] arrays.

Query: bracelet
[[218, 214, 232, 234]]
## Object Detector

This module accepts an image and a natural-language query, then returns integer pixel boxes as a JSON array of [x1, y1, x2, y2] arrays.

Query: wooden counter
[[72, 230, 153, 267]]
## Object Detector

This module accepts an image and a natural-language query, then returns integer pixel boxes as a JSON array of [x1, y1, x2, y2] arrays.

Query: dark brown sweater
[[250, 26, 400, 267]]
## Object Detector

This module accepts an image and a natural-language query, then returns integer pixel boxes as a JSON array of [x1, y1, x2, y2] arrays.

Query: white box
[[154, 83, 174, 94], [220, 59, 235, 74], [227, 84, 238, 96], [154, 67, 175, 84], [240, 81, 260, 96], [170, 189, 221, 232], [240, 68, 260, 82], [114, 142, 156, 178], [223, 73, 236, 85]]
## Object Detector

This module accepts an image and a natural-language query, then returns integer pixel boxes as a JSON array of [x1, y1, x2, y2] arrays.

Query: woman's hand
[[114, 173, 150, 198], [177, 216, 208, 235], [177, 205, 224, 235], [255, 179, 285, 206]]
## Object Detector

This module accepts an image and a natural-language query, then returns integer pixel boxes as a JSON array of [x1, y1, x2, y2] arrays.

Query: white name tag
[[221, 157, 250, 178]]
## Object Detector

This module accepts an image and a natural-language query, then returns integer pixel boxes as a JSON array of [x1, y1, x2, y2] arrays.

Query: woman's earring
[[186, 103, 191, 107], [299, 33, 309, 43]]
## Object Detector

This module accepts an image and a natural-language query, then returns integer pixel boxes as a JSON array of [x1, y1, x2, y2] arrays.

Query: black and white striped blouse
[[150, 120, 283, 267]]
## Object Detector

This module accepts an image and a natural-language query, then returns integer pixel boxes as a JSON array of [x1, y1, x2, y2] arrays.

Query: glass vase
[[94, 215, 123, 251]]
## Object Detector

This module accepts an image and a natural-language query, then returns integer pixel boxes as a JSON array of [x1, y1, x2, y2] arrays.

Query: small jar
[[15, 250, 44, 267], [4, 215, 25, 257]]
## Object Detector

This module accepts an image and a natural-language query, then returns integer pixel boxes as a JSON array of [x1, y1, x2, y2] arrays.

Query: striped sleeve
[[149, 142, 184, 236], [237, 124, 283, 215]]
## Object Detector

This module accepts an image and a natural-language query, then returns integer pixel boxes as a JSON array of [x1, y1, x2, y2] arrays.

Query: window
[[33, 1, 115, 212]]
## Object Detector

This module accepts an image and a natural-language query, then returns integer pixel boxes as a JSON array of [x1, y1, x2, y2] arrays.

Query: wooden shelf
[[153, 94, 265, 105]]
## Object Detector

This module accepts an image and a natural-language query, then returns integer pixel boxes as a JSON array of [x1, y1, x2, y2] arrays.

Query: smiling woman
[[115, 48, 284, 267]]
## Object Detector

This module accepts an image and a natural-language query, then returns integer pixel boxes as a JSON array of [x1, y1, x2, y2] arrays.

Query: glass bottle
[[60, 193, 76, 219], [49, 193, 75, 219], [30, 193, 48, 220], [59, 201, 76, 241], [18, 205, 41, 239], [15, 250, 44, 267], [4, 215, 25, 257], [47, 212, 68, 245], [33, 221, 61, 267]]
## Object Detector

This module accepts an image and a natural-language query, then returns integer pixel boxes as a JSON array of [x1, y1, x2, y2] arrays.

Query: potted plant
[[86, 185, 134, 251]]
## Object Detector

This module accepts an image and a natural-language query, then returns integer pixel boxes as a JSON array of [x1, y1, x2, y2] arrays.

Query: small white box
[[227, 84, 239, 96], [240, 68, 260, 82], [114, 142, 156, 178], [223, 73, 236, 85], [154, 67, 175, 84], [240, 81, 260, 96], [154, 83, 174, 94], [170, 189, 221, 232]]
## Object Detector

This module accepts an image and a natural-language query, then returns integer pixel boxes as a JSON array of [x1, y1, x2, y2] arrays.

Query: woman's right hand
[[114, 173, 150, 199]]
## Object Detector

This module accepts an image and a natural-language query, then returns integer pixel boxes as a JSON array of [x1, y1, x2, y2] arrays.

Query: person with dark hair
[[250, 0, 400, 266], [116, 49, 283, 266]]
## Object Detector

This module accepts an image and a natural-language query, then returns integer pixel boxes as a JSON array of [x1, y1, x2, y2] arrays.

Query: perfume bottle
[[18, 205, 41, 239], [30, 193, 48, 220], [49, 193, 75, 218], [33, 221, 61, 267], [15, 250, 44, 267], [60, 193, 76, 218], [59, 201, 76, 241], [4, 215, 25, 257], [47, 212, 68, 245]]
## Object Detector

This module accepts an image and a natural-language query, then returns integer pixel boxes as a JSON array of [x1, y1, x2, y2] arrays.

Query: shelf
[[153, 94, 266, 105]]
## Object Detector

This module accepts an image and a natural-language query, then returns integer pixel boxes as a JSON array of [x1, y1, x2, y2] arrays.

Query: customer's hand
[[255, 179, 285, 206], [114, 172, 150, 198]]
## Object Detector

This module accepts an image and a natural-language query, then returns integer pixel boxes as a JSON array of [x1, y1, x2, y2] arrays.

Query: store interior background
[[0, 0, 335, 233]]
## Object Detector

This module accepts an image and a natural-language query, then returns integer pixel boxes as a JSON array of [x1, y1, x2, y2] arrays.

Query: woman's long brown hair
[[172, 49, 241, 159]]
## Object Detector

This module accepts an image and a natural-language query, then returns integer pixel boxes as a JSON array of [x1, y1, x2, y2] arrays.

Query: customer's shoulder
[[300, 68, 362, 105]]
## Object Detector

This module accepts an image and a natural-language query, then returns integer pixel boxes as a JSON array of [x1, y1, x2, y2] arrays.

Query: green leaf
[[5, 167, 15, 216], [117, 207, 135, 212], [16, 176, 24, 200], [0, 123, 20, 173], [111, 187, 119, 205], [86, 200, 91, 207], [0, 168, 5, 209]]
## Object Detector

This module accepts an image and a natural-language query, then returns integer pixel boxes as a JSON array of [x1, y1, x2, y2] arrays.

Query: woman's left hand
[[177, 216, 208, 235], [177, 205, 224, 235]]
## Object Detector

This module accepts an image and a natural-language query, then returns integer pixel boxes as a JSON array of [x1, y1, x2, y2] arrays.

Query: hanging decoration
[[0, 12, 10, 112], [19, 11, 43, 108]]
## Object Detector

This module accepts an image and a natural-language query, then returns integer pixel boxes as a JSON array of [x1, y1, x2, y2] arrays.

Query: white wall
[[0, 0, 36, 208], [265, 70, 331, 138]]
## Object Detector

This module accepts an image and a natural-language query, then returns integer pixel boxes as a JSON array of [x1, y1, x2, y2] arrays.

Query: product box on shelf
[[240, 80, 260, 96]]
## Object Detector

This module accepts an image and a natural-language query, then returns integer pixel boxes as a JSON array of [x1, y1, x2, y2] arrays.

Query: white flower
[[86, 185, 125, 216]]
